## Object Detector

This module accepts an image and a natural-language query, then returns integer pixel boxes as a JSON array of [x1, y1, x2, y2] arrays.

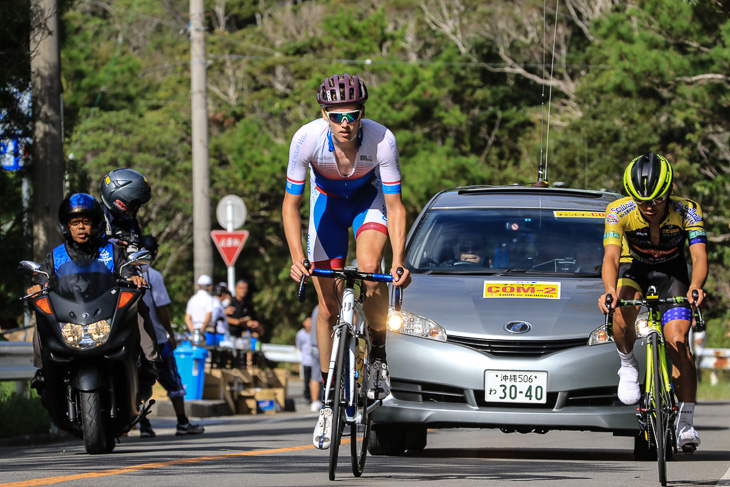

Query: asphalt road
[[1, 398, 729, 487]]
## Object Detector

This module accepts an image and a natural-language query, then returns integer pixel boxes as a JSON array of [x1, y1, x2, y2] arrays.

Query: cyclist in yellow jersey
[[598, 153, 707, 451]]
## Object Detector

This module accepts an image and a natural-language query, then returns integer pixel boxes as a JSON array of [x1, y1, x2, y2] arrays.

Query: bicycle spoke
[[328, 327, 349, 481]]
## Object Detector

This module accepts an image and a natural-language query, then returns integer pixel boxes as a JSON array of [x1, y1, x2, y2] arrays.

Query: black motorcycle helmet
[[58, 193, 105, 242], [140, 234, 159, 256], [100, 169, 151, 221]]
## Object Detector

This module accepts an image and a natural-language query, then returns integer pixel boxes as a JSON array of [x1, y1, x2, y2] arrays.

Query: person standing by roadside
[[137, 235, 204, 437], [296, 316, 314, 405], [185, 275, 214, 339]]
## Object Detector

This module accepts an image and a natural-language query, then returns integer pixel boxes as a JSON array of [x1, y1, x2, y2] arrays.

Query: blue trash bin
[[173, 341, 209, 400]]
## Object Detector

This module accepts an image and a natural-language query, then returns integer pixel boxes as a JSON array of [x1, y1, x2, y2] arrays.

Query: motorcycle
[[20, 251, 153, 454]]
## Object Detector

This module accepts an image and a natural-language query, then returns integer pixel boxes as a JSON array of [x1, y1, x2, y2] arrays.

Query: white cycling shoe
[[367, 359, 391, 400], [313, 407, 333, 449], [617, 363, 640, 405], [677, 426, 701, 451]]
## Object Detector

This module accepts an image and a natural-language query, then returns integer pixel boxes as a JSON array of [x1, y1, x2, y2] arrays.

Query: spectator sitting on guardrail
[[138, 235, 204, 437]]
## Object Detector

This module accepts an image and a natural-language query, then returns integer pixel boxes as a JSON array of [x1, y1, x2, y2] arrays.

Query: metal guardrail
[[0, 342, 35, 381], [0, 342, 302, 383]]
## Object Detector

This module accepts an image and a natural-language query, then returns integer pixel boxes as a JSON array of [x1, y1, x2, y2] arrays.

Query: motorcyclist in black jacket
[[99, 169, 161, 379], [28, 193, 147, 388]]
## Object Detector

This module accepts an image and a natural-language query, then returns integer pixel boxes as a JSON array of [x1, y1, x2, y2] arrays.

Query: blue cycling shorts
[[307, 177, 388, 269]]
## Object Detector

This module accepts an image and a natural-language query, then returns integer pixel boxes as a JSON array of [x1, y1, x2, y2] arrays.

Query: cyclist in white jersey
[[283, 73, 410, 449]]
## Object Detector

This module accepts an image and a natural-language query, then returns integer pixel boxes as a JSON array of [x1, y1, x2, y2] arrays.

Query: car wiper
[[418, 269, 507, 276]]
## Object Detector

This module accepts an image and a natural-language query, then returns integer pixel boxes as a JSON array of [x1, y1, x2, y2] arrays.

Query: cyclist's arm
[[688, 242, 708, 307], [599, 244, 621, 313], [282, 191, 310, 281], [384, 192, 410, 287]]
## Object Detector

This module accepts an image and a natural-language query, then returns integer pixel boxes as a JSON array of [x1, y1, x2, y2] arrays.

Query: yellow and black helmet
[[623, 153, 673, 201]]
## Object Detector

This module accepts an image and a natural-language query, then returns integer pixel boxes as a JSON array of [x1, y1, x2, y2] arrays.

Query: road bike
[[298, 260, 402, 480], [604, 287, 704, 487]]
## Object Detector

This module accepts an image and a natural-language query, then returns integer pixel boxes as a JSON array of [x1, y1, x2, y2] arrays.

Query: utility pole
[[30, 0, 64, 262], [190, 0, 212, 283]]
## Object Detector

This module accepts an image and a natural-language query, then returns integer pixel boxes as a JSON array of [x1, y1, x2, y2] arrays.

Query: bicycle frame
[[604, 288, 703, 486]]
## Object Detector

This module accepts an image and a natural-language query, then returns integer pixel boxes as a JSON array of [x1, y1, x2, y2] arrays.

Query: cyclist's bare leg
[[613, 286, 641, 354], [355, 230, 389, 332], [663, 318, 696, 402], [313, 275, 343, 372]]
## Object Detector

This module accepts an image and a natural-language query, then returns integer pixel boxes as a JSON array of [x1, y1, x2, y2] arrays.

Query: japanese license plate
[[485, 370, 548, 404]]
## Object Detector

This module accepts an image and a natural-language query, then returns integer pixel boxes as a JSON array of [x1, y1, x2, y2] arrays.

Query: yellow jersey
[[603, 196, 706, 265]]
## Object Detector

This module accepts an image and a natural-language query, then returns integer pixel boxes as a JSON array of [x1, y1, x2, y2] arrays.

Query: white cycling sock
[[677, 402, 695, 430], [617, 350, 637, 368]]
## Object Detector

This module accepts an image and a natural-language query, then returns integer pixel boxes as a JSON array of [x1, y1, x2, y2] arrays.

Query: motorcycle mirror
[[119, 250, 152, 274], [19, 260, 50, 279]]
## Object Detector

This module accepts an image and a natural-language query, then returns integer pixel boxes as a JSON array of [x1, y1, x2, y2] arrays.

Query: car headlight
[[387, 308, 447, 342], [588, 313, 651, 345], [59, 320, 111, 349]]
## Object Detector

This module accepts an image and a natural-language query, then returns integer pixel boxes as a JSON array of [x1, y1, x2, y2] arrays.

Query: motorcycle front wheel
[[79, 391, 109, 454]]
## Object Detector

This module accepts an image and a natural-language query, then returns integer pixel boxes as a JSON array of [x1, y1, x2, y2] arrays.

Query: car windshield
[[50, 258, 116, 302], [407, 208, 604, 276]]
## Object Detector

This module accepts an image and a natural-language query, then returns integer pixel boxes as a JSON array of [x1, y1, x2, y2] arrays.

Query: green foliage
[[0, 384, 52, 438], [1, 0, 729, 350]]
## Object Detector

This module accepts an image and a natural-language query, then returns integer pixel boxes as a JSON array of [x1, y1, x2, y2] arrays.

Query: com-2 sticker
[[483, 281, 561, 299], [553, 211, 605, 218]]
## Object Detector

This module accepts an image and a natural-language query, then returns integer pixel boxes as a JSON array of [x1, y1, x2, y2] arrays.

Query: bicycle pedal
[[681, 444, 697, 454]]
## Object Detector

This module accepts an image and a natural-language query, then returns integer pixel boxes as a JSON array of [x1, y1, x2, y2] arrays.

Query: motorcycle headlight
[[61, 323, 84, 346], [87, 320, 111, 343], [387, 308, 447, 342]]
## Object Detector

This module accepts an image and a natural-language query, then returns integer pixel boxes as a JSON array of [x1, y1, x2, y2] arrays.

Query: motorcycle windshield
[[51, 259, 116, 303]]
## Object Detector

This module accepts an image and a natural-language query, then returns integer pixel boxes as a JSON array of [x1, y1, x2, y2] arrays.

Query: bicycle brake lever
[[298, 259, 311, 303], [691, 290, 705, 332], [604, 294, 614, 337], [394, 267, 404, 311]]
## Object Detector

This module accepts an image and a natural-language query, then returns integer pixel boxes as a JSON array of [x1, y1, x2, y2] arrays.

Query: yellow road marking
[[1, 441, 350, 487]]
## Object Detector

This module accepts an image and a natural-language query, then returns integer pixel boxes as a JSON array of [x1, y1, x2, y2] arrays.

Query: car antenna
[[534, 0, 560, 188]]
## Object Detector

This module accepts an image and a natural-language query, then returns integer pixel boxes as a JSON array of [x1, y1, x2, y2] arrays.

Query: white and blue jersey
[[286, 118, 401, 268]]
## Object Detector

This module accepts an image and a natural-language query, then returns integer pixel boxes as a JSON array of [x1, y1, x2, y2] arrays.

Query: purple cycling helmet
[[317, 74, 368, 107]]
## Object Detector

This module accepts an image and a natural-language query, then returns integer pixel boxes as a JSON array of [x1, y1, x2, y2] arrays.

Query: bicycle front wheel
[[328, 326, 349, 481], [351, 336, 371, 477], [650, 334, 668, 486]]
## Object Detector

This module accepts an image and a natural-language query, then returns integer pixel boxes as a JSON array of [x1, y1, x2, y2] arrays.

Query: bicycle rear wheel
[[650, 334, 668, 487], [351, 335, 371, 477], [328, 327, 349, 481]]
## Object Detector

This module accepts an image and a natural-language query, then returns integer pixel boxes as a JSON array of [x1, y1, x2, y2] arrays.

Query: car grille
[[447, 335, 588, 357], [391, 379, 466, 404]]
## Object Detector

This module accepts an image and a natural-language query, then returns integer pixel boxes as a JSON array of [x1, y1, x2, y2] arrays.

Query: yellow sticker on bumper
[[483, 281, 561, 299]]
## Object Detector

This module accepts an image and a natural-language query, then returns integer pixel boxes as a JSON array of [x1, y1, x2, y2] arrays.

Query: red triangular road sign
[[210, 230, 249, 267]]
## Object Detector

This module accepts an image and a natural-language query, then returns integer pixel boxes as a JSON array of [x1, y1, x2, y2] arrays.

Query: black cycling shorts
[[617, 258, 690, 316]]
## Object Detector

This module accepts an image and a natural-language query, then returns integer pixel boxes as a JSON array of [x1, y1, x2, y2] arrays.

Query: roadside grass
[[697, 369, 730, 401], [0, 381, 52, 438]]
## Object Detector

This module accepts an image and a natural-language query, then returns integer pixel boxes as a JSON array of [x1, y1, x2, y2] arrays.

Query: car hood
[[401, 274, 604, 340]]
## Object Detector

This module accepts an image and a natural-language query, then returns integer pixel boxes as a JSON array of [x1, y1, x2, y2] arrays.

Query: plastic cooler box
[[173, 341, 209, 400]]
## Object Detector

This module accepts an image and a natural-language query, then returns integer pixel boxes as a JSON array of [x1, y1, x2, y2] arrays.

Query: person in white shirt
[[209, 285, 229, 346], [185, 275, 214, 336], [296, 317, 314, 405], [138, 235, 204, 438]]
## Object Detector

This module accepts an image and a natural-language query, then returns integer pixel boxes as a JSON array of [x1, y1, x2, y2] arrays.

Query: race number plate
[[485, 370, 548, 404]]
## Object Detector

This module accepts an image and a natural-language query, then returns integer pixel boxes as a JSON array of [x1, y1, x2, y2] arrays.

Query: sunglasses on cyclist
[[326, 110, 362, 124], [457, 242, 482, 253], [633, 194, 668, 206]]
